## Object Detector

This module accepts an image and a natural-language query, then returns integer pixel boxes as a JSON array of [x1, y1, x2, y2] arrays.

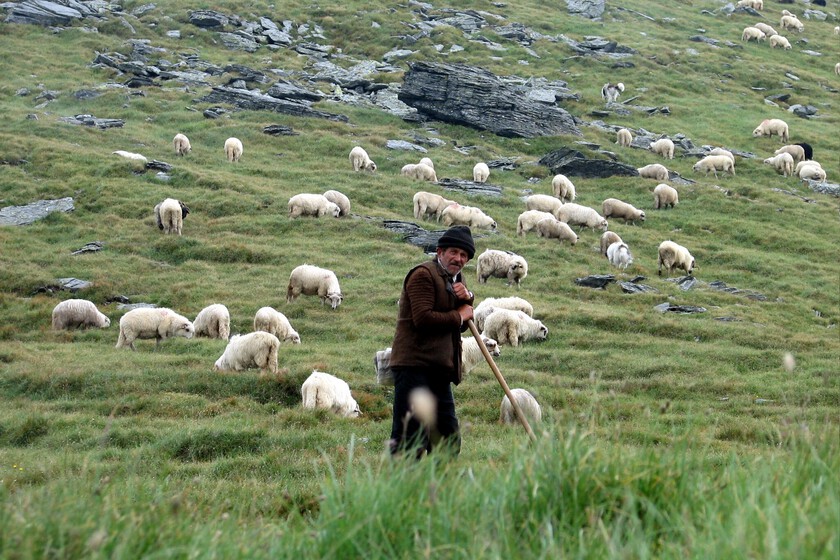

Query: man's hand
[[452, 281, 471, 301], [457, 304, 473, 324]]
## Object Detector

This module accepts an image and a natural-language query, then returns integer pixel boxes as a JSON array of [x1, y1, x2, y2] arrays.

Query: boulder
[[4, 0, 98, 26], [0, 197, 74, 226], [574, 275, 616, 289], [539, 147, 638, 178], [198, 86, 348, 121], [566, 0, 606, 20]]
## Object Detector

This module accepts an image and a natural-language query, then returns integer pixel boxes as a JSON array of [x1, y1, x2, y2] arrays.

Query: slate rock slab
[[575, 275, 616, 289], [654, 303, 706, 314], [539, 147, 638, 179], [0, 197, 74, 226], [436, 178, 503, 197]]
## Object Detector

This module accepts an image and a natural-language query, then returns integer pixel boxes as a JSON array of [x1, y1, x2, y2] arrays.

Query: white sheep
[[653, 184, 679, 210], [440, 203, 497, 230], [473, 296, 534, 332], [419, 157, 434, 170], [349, 146, 376, 172], [780, 14, 803, 33], [753, 22, 778, 37], [323, 190, 351, 218], [112, 150, 148, 164], [193, 303, 230, 340], [769, 35, 792, 49], [287, 264, 343, 309], [742, 26, 766, 42], [224, 137, 243, 162], [658, 240, 696, 277], [525, 194, 564, 217], [551, 174, 577, 202], [288, 193, 341, 219], [413, 191, 456, 222], [555, 203, 609, 232], [599, 231, 623, 257], [601, 82, 625, 103], [400, 163, 418, 178], [798, 163, 827, 182], [794, 160, 823, 175], [410, 162, 438, 182], [649, 138, 675, 159], [213, 331, 280, 375], [753, 119, 790, 143], [253, 306, 300, 344], [500, 388, 542, 425], [476, 249, 529, 288], [51, 299, 110, 330], [835, 25, 839, 35], [602, 198, 646, 225], [736, 0, 762, 9], [301, 370, 361, 417], [461, 335, 501, 374], [616, 128, 633, 147], [708, 147, 735, 163], [607, 241, 634, 270], [517, 210, 556, 236], [115, 307, 194, 351], [473, 162, 490, 183], [535, 218, 579, 245], [763, 152, 795, 177], [173, 133, 191, 156], [482, 309, 548, 347], [835, 62, 840, 76], [774, 144, 805, 164], [154, 198, 190, 235], [693, 155, 735, 178], [637, 163, 669, 181]]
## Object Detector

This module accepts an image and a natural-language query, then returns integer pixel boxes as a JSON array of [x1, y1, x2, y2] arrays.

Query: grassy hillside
[[1, 0, 838, 557]]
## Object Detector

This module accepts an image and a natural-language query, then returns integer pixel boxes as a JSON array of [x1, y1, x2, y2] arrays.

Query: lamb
[[599, 231, 623, 257], [693, 155, 736, 178], [769, 35, 791, 49], [213, 331, 280, 375], [461, 335, 501, 374], [154, 198, 190, 235], [657, 240, 696, 277], [173, 133, 191, 156], [602, 198, 645, 225], [301, 370, 361, 417], [112, 150, 148, 164], [419, 157, 434, 170], [524, 194, 564, 217], [287, 264, 343, 309], [708, 148, 735, 163], [535, 218, 579, 245], [649, 138, 675, 159], [616, 128, 633, 147], [51, 299, 110, 330], [607, 241, 633, 270], [323, 190, 351, 217], [193, 303, 230, 340], [224, 137, 243, 162], [774, 144, 806, 163], [410, 162, 438, 182], [413, 191, 456, 222], [555, 203, 609, 232], [653, 184, 679, 210], [288, 193, 341, 219], [349, 146, 376, 172], [476, 249, 529, 288], [473, 162, 490, 183], [797, 163, 827, 182], [551, 174, 577, 202], [517, 210, 556, 236], [482, 309, 548, 347], [473, 296, 534, 332], [601, 82, 625, 103], [253, 306, 300, 344], [780, 14, 803, 33], [500, 388, 542, 425], [440, 203, 497, 230], [763, 152, 795, 177], [742, 26, 766, 42], [753, 22, 778, 36], [115, 307, 194, 351], [637, 163, 669, 181]]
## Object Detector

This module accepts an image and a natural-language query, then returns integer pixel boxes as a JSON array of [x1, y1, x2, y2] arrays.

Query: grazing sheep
[[473, 296, 534, 332], [780, 14, 803, 33], [473, 162, 490, 183], [301, 370, 361, 417], [616, 128, 633, 147], [193, 303, 230, 341], [500, 388, 542, 425], [708, 148, 735, 163], [753, 22, 778, 36], [763, 152, 795, 177], [413, 191, 456, 222], [753, 117, 790, 142], [115, 308, 194, 351], [349, 146, 376, 172], [323, 190, 351, 217], [693, 155, 736, 178], [653, 183, 679, 209], [440, 203, 497, 230], [411, 162, 438, 182], [774, 144, 806, 164], [602, 198, 646, 225], [482, 309, 548, 347], [213, 331, 280, 375], [461, 335, 501, 374], [419, 157, 434, 170], [401, 163, 418, 178], [835, 25, 839, 35], [287, 264, 343, 310], [224, 137, 243, 162], [525, 194, 564, 217], [535, 218, 579, 245], [835, 62, 840, 76], [599, 231, 623, 257], [51, 299, 110, 330], [517, 210, 556, 236], [657, 240, 696, 277], [555, 203, 609, 232], [798, 163, 827, 182], [769, 35, 792, 49], [154, 198, 190, 235], [637, 163, 669, 181], [601, 82, 625, 103], [650, 138, 675, 159], [607, 241, 634, 270], [737, 0, 763, 9], [476, 249, 529, 288], [794, 160, 822, 175], [551, 174, 577, 202], [288, 193, 341, 219], [112, 150, 148, 164], [742, 26, 767, 42], [253, 306, 300, 344], [173, 133, 191, 156], [795, 142, 813, 160]]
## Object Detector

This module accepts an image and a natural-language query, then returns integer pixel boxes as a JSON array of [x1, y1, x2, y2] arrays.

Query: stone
[[654, 303, 707, 314], [188, 10, 228, 28], [58, 277, 93, 291], [199, 86, 348, 121], [71, 241, 104, 255], [386, 140, 427, 152], [436, 178, 504, 198], [263, 124, 298, 136], [574, 275, 616, 289], [0, 197, 75, 226], [4, 0, 97, 26], [620, 282, 659, 294], [539, 147, 639, 179], [59, 114, 125, 129], [708, 280, 768, 301], [566, 0, 605, 20], [789, 104, 818, 118]]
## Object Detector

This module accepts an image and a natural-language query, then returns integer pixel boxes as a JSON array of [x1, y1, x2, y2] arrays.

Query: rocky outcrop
[[539, 147, 638, 178], [3, 0, 101, 25], [567, 0, 606, 20], [198, 86, 348, 121], [0, 197, 74, 226]]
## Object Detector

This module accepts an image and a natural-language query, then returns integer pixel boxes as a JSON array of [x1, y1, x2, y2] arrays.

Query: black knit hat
[[437, 225, 475, 259]]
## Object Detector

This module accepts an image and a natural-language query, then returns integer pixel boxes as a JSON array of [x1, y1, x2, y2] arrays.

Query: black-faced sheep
[[482, 309, 548, 347], [51, 299, 110, 330], [440, 203, 497, 230], [551, 174, 576, 202], [213, 331, 280, 375], [193, 303, 230, 340], [616, 128, 633, 147], [476, 249, 529, 288], [535, 218, 578, 245], [649, 138, 675, 159], [115, 308, 194, 351], [154, 198, 190, 235], [657, 240, 696, 277], [349, 146, 376, 172], [224, 137, 243, 162], [601, 82, 624, 103], [653, 184, 679, 209], [287, 264, 343, 309], [602, 198, 645, 225], [500, 388, 542, 425], [555, 203, 609, 232], [599, 231, 623, 257], [607, 241, 634, 270], [473, 296, 534, 332], [413, 191, 456, 222], [517, 210, 556, 236], [173, 133, 191, 156], [753, 119, 789, 143], [637, 163, 669, 181], [323, 190, 351, 217], [473, 162, 490, 183], [301, 370, 361, 417], [253, 306, 300, 344], [288, 193, 341, 219]]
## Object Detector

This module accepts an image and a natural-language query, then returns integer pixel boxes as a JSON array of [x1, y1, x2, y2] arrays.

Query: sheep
[[835, 26, 839, 35], [769, 35, 792, 49], [798, 163, 827, 182], [419, 157, 434, 170], [51, 299, 110, 330], [794, 160, 823, 175], [653, 183, 679, 210], [524, 194, 564, 217], [253, 306, 300, 344], [601, 82, 625, 103], [213, 331, 280, 375], [555, 203, 609, 232], [461, 335, 501, 374], [753, 22, 778, 37], [349, 146, 376, 172], [616, 128, 633, 147], [287, 264, 343, 309], [481, 309, 548, 347], [637, 163, 669, 181], [657, 240, 696, 277], [517, 210, 556, 236], [112, 150, 148, 164], [473, 162, 490, 183], [742, 26, 766, 42], [794, 142, 813, 160], [440, 203, 497, 230], [301, 370, 361, 417], [774, 144, 806, 164], [780, 14, 803, 33], [224, 137, 243, 162], [708, 148, 735, 163], [535, 218, 579, 245], [413, 191, 456, 222], [476, 249, 529, 288], [835, 62, 840, 76], [551, 174, 577, 202], [599, 231, 623, 257], [323, 190, 351, 217], [154, 198, 190, 235], [288, 193, 341, 219], [115, 308, 194, 351], [473, 296, 534, 332], [500, 388, 542, 425], [649, 138, 675, 160], [173, 133, 191, 156], [693, 155, 736, 178], [763, 152, 795, 177], [602, 198, 646, 225], [607, 241, 633, 270], [737, 0, 763, 9], [193, 303, 230, 340], [411, 162, 438, 182]]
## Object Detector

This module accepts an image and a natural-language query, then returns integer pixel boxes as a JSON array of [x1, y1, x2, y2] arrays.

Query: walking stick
[[467, 319, 537, 443]]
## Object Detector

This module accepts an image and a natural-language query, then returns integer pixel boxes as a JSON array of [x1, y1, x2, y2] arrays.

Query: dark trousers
[[389, 367, 460, 458]]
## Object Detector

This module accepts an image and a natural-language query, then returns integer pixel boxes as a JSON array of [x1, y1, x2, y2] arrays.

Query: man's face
[[437, 247, 470, 276]]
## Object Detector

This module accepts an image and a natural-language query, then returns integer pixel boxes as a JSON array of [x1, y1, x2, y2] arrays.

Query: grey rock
[[199, 86, 348, 121], [189, 10, 228, 28], [59, 277, 93, 291], [0, 196, 74, 226], [219, 32, 259, 52], [73, 89, 101, 100], [690, 35, 721, 46], [71, 241, 104, 255], [59, 114, 125, 128], [382, 220, 446, 253], [145, 160, 172, 172], [203, 106, 228, 119], [436, 178, 503, 197], [566, 0, 605, 20], [263, 124, 298, 136], [708, 280, 768, 301], [386, 140, 427, 152], [801, 50, 822, 56], [654, 303, 707, 314], [487, 157, 520, 170], [802, 9, 827, 20], [267, 78, 323, 101], [539, 147, 639, 179], [16, 87, 31, 96], [575, 275, 616, 289], [667, 276, 699, 291], [4, 0, 97, 25], [155, 172, 171, 181], [166, 30, 180, 38], [804, 179, 840, 197], [224, 64, 271, 84], [131, 3, 155, 17], [383, 48, 414, 61], [620, 282, 659, 294], [559, 35, 636, 57], [789, 104, 818, 118], [263, 27, 292, 45]]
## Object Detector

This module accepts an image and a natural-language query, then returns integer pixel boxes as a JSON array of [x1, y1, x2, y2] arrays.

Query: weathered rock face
[[0, 197, 75, 226], [539, 147, 638, 178], [399, 61, 581, 138], [3, 0, 100, 25], [567, 0, 606, 20], [198, 86, 348, 121]]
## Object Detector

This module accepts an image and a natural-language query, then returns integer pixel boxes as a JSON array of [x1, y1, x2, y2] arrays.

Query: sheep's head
[[100, 316, 111, 328], [481, 336, 501, 358], [326, 292, 343, 310], [366, 161, 377, 172], [173, 319, 195, 339], [536, 324, 549, 341], [286, 332, 301, 344], [638, 211, 646, 221], [179, 202, 190, 219]]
